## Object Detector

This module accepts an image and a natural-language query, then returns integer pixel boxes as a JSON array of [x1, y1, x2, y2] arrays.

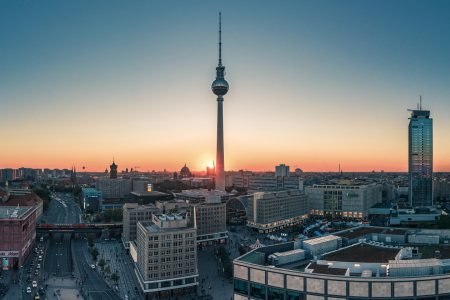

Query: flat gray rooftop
[[0, 206, 33, 219]]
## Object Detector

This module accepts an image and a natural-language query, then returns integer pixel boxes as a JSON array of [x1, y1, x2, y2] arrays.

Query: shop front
[[144, 286, 196, 299], [0, 251, 20, 270]]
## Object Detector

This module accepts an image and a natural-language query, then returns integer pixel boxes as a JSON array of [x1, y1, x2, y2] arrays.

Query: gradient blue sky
[[1, 1, 450, 172]]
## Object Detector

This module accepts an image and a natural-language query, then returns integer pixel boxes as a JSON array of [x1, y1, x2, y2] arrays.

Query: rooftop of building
[[139, 215, 194, 233], [0, 193, 42, 207], [0, 206, 36, 219], [323, 244, 399, 263], [126, 204, 160, 212], [371, 202, 392, 209], [336, 227, 406, 240], [130, 191, 169, 197], [82, 187, 101, 194], [176, 189, 234, 197], [307, 263, 348, 276], [310, 180, 377, 188]]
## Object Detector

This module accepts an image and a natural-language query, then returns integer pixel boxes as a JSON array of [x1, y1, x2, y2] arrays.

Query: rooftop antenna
[[420, 95, 422, 110], [219, 12, 222, 66]]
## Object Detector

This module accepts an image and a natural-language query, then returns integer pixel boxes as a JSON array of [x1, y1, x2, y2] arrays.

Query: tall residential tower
[[211, 13, 229, 191], [408, 97, 433, 207]]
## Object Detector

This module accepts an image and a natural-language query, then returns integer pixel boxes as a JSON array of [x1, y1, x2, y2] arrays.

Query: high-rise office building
[[275, 164, 290, 177], [408, 101, 433, 207]]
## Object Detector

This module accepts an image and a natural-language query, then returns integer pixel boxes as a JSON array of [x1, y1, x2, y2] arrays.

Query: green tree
[[73, 187, 82, 197], [91, 247, 99, 261], [31, 186, 51, 202], [238, 245, 247, 256], [292, 224, 305, 233], [98, 258, 106, 269], [111, 273, 120, 283], [104, 265, 111, 275], [112, 209, 123, 222], [436, 215, 450, 229], [94, 215, 102, 223], [43, 200, 50, 212], [104, 210, 113, 222], [417, 221, 432, 229], [87, 235, 94, 248]]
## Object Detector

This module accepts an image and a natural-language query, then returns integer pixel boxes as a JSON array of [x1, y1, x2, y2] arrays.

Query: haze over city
[[2, 1, 450, 172]]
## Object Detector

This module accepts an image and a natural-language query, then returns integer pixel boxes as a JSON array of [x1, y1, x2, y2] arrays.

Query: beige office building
[[192, 202, 227, 245], [246, 190, 309, 233], [136, 214, 198, 298], [122, 203, 160, 249]]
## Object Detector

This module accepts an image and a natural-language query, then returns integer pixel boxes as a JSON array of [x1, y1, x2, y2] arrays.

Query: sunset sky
[[1, 1, 450, 172]]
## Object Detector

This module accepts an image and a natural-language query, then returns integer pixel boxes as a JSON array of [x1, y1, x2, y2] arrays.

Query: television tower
[[211, 12, 229, 191]]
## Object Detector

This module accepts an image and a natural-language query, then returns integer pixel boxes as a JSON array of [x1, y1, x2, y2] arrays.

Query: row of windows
[[148, 254, 195, 263], [148, 248, 195, 256], [148, 233, 193, 241], [148, 240, 194, 248], [147, 269, 195, 279]]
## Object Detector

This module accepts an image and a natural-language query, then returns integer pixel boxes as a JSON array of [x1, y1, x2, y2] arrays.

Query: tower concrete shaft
[[211, 13, 228, 192], [216, 96, 225, 191]]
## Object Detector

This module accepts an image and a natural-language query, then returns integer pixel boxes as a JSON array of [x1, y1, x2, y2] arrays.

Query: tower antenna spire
[[420, 95, 422, 110], [219, 12, 222, 66]]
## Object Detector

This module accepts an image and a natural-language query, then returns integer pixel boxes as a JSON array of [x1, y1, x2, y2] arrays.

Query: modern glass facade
[[408, 109, 433, 207]]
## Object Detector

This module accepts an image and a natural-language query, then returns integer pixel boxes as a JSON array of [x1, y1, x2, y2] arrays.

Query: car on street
[[36, 264, 40, 269], [32, 281, 37, 287], [39, 287, 45, 295], [27, 277, 32, 282], [27, 287, 31, 294], [91, 264, 96, 269], [27, 269, 32, 273], [34, 292, 40, 299], [34, 270, 39, 276], [30, 261, 34, 266]]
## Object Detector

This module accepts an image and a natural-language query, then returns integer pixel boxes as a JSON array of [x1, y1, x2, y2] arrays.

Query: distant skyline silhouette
[[1, 1, 450, 172]]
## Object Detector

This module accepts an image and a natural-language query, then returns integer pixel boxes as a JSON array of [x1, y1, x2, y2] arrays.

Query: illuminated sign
[[0, 251, 19, 257], [346, 192, 359, 198], [147, 184, 152, 192]]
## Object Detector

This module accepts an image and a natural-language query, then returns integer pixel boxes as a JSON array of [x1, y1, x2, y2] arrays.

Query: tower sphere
[[211, 78, 229, 96]]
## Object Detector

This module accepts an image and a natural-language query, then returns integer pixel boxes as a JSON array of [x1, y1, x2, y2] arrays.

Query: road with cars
[[73, 239, 123, 300], [43, 193, 81, 277]]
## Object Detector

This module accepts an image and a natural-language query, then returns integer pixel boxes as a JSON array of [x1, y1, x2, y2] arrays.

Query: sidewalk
[[1, 269, 21, 300]]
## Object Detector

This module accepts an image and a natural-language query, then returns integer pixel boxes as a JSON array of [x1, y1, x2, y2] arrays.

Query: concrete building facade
[[305, 181, 382, 219], [192, 202, 227, 245], [122, 203, 160, 249], [246, 190, 309, 233], [136, 214, 198, 298], [248, 177, 303, 192], [96, 178, 131, 199]]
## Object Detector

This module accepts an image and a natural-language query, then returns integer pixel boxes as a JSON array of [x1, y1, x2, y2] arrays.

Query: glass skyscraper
[[408, 109, 433, 207]]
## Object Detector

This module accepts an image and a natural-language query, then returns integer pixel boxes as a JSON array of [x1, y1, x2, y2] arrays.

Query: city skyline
[[2, 1, 450, 172]]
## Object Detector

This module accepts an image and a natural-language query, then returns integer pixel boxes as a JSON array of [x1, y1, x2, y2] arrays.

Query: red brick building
[[0, 205, 36, 270]]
